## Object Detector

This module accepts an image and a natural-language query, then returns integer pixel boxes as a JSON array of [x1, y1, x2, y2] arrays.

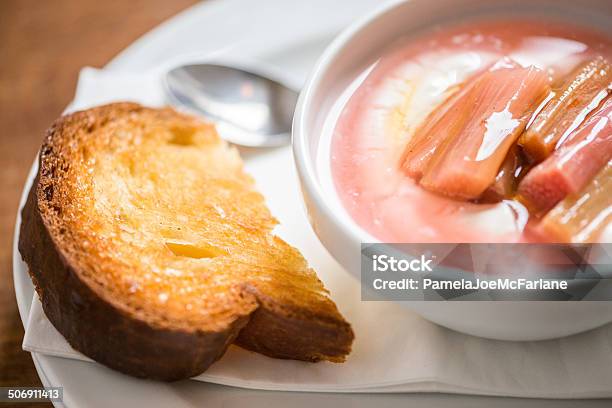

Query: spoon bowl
[[165, 64, 298, 147]]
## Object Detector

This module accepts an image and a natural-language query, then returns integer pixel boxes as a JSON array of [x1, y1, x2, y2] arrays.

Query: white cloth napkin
[[22, 67, 612, 398]]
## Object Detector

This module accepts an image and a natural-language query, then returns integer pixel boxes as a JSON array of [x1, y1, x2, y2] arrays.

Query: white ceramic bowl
[[293, 0, 612, 341]]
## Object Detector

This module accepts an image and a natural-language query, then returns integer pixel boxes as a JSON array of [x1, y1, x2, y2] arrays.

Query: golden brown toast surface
[[19, 103, 353, 380]]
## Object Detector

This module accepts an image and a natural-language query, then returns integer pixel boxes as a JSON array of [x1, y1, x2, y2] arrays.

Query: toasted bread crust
[[20, 177, 248, 380], [236, 292, 354, 363], [19, 103, 353, 380]]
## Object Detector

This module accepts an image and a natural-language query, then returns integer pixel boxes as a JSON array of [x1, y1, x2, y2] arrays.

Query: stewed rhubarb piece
[[413, 59, 550, 200], [400, 79, 474, 181], [517, 96, 612, 215], [519, 56, 612, 162], [540, 162, 612, 243]]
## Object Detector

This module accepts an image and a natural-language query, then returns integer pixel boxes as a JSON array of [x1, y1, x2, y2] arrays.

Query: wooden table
[[0, 1, 197, 406]]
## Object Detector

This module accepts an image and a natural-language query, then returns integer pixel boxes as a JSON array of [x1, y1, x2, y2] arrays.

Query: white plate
[[11, 1, 612, 407]]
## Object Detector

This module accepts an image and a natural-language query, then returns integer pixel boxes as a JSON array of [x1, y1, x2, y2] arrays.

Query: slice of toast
[[19, 102, 353, 381]]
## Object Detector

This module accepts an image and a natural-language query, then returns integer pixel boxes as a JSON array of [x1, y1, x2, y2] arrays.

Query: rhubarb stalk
[[519, 56, 612, 162], [518, 95, 612, 215], [540, 162, 612, 243], [415, 59, 550, 200]]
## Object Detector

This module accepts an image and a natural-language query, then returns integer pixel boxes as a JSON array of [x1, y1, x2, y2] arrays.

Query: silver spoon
[[164, 64, 298, 147]]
